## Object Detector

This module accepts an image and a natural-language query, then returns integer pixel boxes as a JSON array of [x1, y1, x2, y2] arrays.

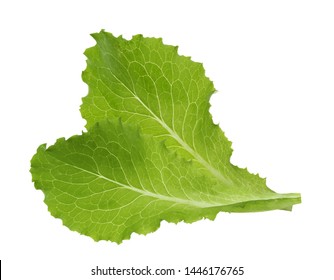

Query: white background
[[1, 0, 333, 279]]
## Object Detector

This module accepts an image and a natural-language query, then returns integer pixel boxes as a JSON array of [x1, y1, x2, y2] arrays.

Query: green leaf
[[31, 31, 301, 242], [81, 30, 300, 201], [31, 120, 300, 243]]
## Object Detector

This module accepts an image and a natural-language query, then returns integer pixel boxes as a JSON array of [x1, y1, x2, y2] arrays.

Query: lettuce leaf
[[30, 30, 301, 243], [81, 30, 300, 205], [31, 120, 300, 243]]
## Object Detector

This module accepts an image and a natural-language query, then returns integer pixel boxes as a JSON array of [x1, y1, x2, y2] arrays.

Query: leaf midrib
[[48, 152, 221, 208], [96, 67, 233, 186], [46, 151, 300, 213]]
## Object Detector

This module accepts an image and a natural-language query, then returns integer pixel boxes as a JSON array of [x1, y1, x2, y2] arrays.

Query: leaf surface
[[82, 31, 232, 183], [31, 120, 300, 243]]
